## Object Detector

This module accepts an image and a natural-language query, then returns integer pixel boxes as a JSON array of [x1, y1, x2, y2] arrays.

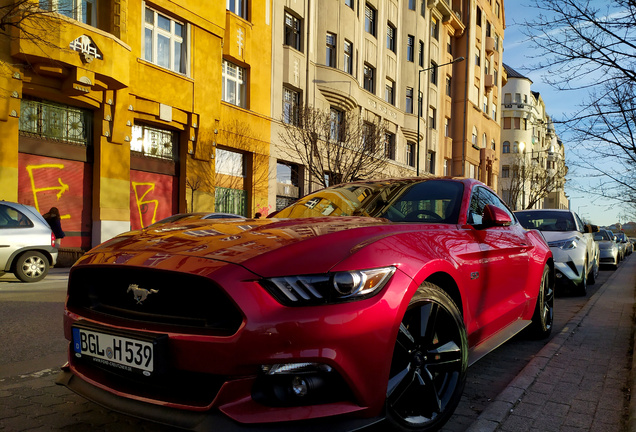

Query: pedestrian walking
[[43, 207, 65, 247]]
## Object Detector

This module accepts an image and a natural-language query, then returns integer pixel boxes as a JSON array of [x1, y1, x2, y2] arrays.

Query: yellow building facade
[[0, 0, 271, 249]]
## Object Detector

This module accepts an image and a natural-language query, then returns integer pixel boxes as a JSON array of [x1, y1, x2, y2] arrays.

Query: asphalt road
[[0, 261, 620, 431]]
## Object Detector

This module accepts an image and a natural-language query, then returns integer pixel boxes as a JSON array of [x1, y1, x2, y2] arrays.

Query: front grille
[[68, 266, 243, 335]]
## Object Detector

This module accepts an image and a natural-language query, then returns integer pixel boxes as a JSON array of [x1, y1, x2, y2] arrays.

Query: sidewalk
[[466, 258, 635, 432]]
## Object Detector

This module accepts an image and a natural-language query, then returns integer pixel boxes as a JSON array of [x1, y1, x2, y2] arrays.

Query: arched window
[[491, 139, 496, 150], [513, 141, 519, 153], [482, 133, 487, 149], [472, 126, 478, 146], [503, 141, 510, 153]]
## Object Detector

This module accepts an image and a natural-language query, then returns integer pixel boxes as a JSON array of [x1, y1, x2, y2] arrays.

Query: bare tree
[[277, 105, 393, 189], [521, 0, 636, 211], [504, 153, 568, 210], [0, 1, 72, 50]]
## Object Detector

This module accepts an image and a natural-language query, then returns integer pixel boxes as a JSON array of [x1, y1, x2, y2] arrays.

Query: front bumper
[[550, 248, 585, 286], [56, 366, 383, 432], [598, 248, 618, 266]]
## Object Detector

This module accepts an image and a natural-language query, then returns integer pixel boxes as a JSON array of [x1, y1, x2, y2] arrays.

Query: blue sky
[[502, 2, 628, 227]]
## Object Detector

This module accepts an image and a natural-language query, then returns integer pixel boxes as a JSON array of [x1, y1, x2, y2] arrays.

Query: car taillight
[[51, 232, 56, 247]]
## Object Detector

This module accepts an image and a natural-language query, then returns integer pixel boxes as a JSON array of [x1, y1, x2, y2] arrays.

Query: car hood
[[539, 231, 583, 243], [597, 240, 615, 250], [79, 217, 426, 277]]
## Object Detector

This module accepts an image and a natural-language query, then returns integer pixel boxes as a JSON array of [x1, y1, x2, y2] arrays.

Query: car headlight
[[260, 266, 396, 306], [548, 237, 578, 250]]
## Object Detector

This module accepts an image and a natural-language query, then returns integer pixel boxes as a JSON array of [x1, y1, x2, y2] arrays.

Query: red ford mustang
[[58, 177, 553, 432]]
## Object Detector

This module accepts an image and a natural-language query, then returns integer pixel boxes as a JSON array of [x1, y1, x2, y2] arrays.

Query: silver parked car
[[594, 229, 620, 269], [0, 201, 58, 282], [516, 209, 599, 296]]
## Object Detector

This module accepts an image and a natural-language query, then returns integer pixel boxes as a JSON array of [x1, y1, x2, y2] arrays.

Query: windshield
[[594, 231, 612, 241], [274, 179, 464, 224], [516, 211, 576, 232]]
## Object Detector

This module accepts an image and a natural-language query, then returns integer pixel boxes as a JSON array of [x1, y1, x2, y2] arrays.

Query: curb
[[464, 260, 629, 432]]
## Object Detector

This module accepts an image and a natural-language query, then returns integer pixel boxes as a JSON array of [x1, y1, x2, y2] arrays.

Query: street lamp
[[416, 56, 464, 176]]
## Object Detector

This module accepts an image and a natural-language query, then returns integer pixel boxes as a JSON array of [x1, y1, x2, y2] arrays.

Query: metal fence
[[19, 99, 92, 145], [215, 187, 246, 216]]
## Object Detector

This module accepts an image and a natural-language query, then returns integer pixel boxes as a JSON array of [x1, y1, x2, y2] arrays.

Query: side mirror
[[585, 224, 599, 233], [482, 204, 512, 227]]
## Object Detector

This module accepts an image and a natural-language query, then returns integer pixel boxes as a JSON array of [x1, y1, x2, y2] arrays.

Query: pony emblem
[[127, 284, 159, 304]]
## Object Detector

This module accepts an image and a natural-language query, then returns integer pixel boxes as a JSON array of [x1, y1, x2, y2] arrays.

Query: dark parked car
[[58, 178, 553, 432]]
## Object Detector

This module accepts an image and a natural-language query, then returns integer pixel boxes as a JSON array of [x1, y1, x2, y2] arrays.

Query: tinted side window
[[0, 204, 34, 228], [574, 213, 585, 232], [468, 187, 514, 225]]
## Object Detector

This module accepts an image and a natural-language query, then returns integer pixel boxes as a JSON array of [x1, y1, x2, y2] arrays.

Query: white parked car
[[516, 209, 599, 296], [0, 201, 58, 282]]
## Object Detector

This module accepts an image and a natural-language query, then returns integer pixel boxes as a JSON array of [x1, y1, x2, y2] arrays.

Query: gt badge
[[127, 284, 159, 304]]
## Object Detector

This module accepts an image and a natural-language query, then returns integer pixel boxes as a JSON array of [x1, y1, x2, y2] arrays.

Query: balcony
[[11, 13, 131, 89], [485, 37, 496, 55], [484, 74, 495, 89]]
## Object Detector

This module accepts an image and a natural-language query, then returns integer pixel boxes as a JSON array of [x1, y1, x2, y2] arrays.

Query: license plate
[[72, 327, 158, 376]]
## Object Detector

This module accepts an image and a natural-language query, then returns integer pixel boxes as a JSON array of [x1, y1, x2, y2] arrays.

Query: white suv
[[0, 201, 58, 282], [516, 209, 599, 296]]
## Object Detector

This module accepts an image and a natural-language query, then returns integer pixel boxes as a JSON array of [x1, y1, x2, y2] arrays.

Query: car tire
[[588, 260, 597, 285], [576, 260, 588, 296], [526, 264, 553, 339], [14, 251, 49, 283], [385, 282, 467, 432]]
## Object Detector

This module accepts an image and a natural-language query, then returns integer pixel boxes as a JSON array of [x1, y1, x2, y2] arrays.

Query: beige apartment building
[[499, 64, 568, 210], [268, 0, 504, 212]]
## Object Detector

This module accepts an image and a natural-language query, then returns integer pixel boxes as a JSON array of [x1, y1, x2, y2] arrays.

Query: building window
[[492, 104, 497, 120], [494, 34, 500, 51], [384, 132, 395, 160], [345, 0, 354, 8], [222, 60, 246, 107], [365, 4, 376, 37], [406, 87, 414, 114], [344, 40, 353, 74], [476, 6, 482, 26], [444, 159, 449, 176], [144, 6, 188, 74], [482, 133, 487, 149], [408, 0, 415, 10], [431, 16, 439, 40], [330, 108, 343, 141], [276, 161, 300, 210], [428, 150, 435, 174], [475, 49, 481, 67], [131, 123, 177, 160], [20, 98, 93, 146], [385, 80, 395, 105], [326, 33, 337, 67], [513, 141, 519, 153], [445, 76, 452, 96], [283, 87, 300, 125], [491, 139, 496, 150], [430, 61, 438, 85], [503, 141, 510, 153], [429, 107, 436, 129], [407, 35, 415, 62], [503, 117, 511, 129], [495, 1, 500, 18], [514, 117, 521, 129], [444, 117, 450, 137], [471, 126, 478, 147], [419, 40, 424, 66], [406, 142, 415, 167], [40, 0, 96, 26], [447, 34, 452, 54], [486, 21, 492, 38], [284, 12, 301, 51], [502, 165, 510, 178], [387, 24, 396, 52], [364, 64, 375, 93], [226, 0, 248, 19]]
